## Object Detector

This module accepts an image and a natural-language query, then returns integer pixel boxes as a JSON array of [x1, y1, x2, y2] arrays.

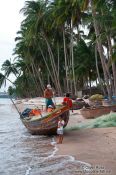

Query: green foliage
[[0, 73, 6, 88], [1, 59, 19, 77], [8, 86, 16, 96]]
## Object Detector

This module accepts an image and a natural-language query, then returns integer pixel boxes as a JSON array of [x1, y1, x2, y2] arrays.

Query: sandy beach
[[57, 117, 116, 175], [15, 98, 116, 175]]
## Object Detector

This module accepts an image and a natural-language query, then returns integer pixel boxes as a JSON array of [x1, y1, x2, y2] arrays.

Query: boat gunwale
[[20, 107, 70, 135], [21, 105, 70, 123]]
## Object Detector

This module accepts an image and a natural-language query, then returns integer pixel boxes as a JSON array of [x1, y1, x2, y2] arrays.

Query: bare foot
[[57, 142, 63, 144]]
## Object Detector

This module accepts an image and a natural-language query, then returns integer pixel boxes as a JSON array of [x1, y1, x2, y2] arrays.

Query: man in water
[[44, 84, 55, 111]]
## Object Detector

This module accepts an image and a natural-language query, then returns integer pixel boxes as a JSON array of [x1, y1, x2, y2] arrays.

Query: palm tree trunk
[[5, 77, 14, 85], [27, 50, 41, 95], [25, 62, 39, 94], [31, 63, 40, 88], [89, 72, 92, 95], [95, 45, 106, 95], [63, 29, 69, 92], [107, 35, 116, 95], [100, 8, 116, 95], [43, 34, 62, 95], [71, 20, 77, 95], [57, 43, 60, 80], [31, 58, 45, 93], [91, 2, 112, 100], [38, 44, 55, 84]]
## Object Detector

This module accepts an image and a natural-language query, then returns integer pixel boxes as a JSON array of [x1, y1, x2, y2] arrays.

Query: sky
[[0, 0, 25, 92]]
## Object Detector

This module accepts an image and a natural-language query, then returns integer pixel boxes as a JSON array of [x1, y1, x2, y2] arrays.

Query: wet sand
[[57, 125, 116, 175]]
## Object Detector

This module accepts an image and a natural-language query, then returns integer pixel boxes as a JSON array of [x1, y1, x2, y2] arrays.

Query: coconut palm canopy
[[0, 0, 116, 98]]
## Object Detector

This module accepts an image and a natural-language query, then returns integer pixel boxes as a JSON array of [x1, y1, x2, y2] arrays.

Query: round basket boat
[[80, 105, 116, 119]]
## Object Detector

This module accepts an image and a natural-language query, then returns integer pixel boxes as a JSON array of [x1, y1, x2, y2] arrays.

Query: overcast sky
[[0, 0, 25, 91]]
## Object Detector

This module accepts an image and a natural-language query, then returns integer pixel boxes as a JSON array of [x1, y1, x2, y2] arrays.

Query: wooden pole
[[9, 95, 22, 117]]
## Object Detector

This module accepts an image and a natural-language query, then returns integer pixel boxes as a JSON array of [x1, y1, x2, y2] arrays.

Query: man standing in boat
[[44, 84, 55, 111]]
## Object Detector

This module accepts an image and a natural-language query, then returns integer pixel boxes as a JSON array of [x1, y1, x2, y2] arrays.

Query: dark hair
[[58, 116, 62, 120], [66, 93, 70, 97]]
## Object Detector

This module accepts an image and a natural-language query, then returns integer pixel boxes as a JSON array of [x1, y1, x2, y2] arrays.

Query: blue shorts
[[45, 99, 54, 107]]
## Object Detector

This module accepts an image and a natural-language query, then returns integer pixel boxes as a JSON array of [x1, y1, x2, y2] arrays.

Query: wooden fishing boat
[[71, 99, 90, 110], [20, 105, 70, 135]]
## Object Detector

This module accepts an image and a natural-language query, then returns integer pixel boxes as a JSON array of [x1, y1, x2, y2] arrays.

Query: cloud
[[0, 0, 25, 91]]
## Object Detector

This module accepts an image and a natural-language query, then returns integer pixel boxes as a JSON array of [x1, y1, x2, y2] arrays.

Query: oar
[[9, 95, 22, 118]]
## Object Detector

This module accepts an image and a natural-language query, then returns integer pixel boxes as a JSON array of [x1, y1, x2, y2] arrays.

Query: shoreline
[[56, 127, 116, 175], [15, 97, 116, 174]]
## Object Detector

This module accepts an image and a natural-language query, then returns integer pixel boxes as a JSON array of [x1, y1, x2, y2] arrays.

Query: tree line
[[0, 0, 116, 99]]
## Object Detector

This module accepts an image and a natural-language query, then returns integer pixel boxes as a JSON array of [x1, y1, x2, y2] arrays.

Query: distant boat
[[0, 92, 9, 98], [20, 105, 70, 135]]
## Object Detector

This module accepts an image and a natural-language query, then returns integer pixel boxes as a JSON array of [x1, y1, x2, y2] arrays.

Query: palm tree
[[1, 59, 19, 78], [0, 72, 14, 88], [3, 0, 115, 98], [80, 0, 116, 99], [20, 0, 63, 95]]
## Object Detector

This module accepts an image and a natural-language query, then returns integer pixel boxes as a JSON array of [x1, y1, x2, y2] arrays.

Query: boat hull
[[21, 106, 69, 135], [80, 105, 116, 119]]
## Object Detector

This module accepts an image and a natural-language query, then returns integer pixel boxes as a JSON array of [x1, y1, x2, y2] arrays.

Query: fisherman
[[62, 93, 73, 108], [47, 105, 54, 112], [44, 84, 55, 111]]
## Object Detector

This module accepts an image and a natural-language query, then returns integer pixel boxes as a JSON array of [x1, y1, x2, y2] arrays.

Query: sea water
[[0, 98, 90, 175]]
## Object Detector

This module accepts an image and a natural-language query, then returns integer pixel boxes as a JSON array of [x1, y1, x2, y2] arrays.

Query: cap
[[48, 105, 53, 108], [47, 84, 52, 89]]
